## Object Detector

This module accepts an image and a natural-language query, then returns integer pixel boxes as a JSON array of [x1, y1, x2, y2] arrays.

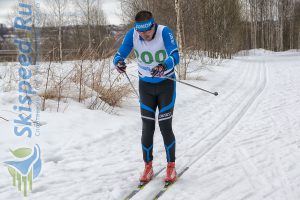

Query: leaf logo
[[4, 144, 42, 196]]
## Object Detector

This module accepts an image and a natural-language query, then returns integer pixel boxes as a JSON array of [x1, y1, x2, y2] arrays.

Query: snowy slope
[[1, 50, 300, 200]]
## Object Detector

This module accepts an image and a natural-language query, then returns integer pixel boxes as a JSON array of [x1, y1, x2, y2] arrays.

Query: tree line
[[2, 0, 117, 62], [2, 0, 300, 63], [121, 0, 300, 59]]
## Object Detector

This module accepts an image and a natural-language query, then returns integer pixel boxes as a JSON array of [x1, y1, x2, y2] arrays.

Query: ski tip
[[164, 181, 173, 187], [138, 180, 150, 188]]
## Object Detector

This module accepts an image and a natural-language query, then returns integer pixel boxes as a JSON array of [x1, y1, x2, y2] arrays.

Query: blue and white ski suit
[[113, 24, 180, 163]]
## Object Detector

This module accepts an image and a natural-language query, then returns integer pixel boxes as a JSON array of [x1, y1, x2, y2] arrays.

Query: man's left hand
[[151, 64, 167, 77]]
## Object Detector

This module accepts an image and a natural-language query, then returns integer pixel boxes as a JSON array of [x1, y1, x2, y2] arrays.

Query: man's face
[[137, 26, 155, 41]]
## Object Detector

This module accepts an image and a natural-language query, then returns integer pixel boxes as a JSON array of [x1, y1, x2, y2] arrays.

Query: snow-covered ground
[[1, 50, 300, 200]]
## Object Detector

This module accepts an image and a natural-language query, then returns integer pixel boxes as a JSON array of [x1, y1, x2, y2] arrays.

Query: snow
[[1, 50, 300, 200]]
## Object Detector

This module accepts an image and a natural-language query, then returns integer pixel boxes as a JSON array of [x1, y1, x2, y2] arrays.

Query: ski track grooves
[[125, 63, 252, 199], [134, 61, 268, 199], [186, 62, 267, 168]]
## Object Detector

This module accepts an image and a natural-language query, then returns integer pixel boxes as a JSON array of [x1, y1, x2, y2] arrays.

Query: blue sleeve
[[113, 28, 134, 65], [162, 27, 180, 70]]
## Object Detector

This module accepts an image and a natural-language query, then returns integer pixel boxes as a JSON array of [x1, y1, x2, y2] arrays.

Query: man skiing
[[113, 10, 179, 184]]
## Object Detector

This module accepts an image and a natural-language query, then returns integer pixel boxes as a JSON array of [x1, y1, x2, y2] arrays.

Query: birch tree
[[76, 0, 96, 50], [48, 0, 69, 63], [174, 0, 186, 79]]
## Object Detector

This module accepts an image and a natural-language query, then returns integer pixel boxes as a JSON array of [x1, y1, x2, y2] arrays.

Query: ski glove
[[151, 63, 167, 77], [116, 61, 127, 73]]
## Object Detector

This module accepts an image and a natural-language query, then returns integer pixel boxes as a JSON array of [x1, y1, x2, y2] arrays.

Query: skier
[[113, 10, 179, 184]]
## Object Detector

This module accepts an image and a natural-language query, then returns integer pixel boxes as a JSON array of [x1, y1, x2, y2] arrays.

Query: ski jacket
[[113, 24, 180, 83]]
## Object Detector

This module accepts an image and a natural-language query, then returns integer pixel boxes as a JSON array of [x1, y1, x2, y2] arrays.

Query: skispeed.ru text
[[13, 3, 35, 138]]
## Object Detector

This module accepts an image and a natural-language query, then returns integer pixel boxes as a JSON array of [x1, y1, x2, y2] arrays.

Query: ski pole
[[124, 71, 139, 98], [165, 76, 219, 96]]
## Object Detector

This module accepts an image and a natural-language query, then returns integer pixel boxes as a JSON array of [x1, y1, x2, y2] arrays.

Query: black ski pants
[[139, 78, 176, 163]]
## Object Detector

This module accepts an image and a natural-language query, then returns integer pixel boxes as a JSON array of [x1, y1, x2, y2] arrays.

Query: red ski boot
[[164, 162, 177, 183], [139, 161, 153, 183]]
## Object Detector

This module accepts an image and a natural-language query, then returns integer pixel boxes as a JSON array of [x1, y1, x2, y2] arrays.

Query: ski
[[153, 167, 189, 200], [124, 167, 165, 200]]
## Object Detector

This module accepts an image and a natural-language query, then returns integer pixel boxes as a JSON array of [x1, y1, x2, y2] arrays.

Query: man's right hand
[[116, 61, 127, 73]]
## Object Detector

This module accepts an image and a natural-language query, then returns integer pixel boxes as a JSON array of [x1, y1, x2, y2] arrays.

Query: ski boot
[[139, 161, 153, 184], [164, 162, 177, 184]]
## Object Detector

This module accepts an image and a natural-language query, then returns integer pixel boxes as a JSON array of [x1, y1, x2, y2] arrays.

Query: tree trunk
[[59, 25, 63, 63], [174, 0, 185, 79], [88, 0, 92, 50]]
